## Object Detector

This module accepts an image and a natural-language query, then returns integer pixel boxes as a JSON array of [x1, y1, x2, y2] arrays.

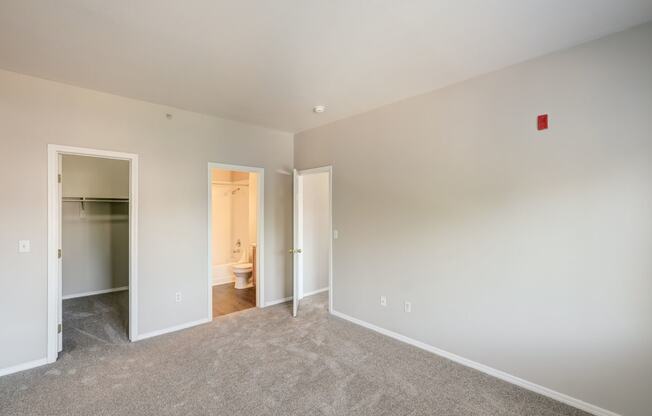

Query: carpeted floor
[[0, 292, 589, 416], [61, 291, 130, 352]]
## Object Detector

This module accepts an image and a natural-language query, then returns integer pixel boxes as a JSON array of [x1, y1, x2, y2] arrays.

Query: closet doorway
[[47, 145, 138, 363]]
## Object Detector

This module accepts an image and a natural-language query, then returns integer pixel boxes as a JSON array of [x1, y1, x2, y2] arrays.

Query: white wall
[[295, 23, 652, 416], [0, 69, 293, 372], [301, 172, 330, 295]]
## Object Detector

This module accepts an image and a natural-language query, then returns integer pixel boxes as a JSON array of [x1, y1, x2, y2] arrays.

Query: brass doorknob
[[288, 248, 303, 254]]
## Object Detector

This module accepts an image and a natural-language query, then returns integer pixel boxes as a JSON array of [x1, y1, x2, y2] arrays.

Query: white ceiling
[[1, 1, 651, 133]]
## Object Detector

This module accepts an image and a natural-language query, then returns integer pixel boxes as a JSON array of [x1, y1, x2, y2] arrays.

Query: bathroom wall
[[301, 172, 330, 296], [294, 23, 652, 416], [230, 177, 250, 262], [0, 68, 294, 373], [248, 172, 258, 248], [211, 181, 232, 266], [61, 155, 129, 297]]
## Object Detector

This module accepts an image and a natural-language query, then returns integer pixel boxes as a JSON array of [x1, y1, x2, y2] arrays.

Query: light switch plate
[[333, 229, 339, 239], [18, 240, 31, 253]]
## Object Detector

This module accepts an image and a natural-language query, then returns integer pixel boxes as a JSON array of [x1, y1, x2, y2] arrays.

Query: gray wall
[[62, 155, 129, 297], [295, 23, 652, 416], [0, 69, 294, 370], [62, 155, 129, 199], [301, 172, 330, 295]]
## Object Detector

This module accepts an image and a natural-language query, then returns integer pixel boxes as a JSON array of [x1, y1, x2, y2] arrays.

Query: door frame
[[207, 162, 265, 319], [295, 165, 333, 314], [47, 144, 139, 363]]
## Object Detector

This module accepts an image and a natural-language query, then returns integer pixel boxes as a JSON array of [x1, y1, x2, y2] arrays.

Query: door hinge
[[58, 249, 62, 259], [58, 174, 62, 183], [58, 324, 62, 334]]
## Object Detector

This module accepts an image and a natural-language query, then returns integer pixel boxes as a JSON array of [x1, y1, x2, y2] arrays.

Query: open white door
[[292, 169, 302, 317], [57, 154, 63, 353]]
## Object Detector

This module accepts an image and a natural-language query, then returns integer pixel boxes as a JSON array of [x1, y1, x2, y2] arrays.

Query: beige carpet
[[0, 292, 589, 416]]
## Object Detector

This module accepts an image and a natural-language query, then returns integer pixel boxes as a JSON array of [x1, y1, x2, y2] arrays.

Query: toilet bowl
[[232, 263, 253, 289]]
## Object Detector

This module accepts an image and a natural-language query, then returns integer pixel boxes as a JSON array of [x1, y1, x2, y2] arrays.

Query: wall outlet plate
[[18, 240, 31, 253], [380, 296, 387, 306], [404, 301, 412, 313], [175, 292, 182, 302]]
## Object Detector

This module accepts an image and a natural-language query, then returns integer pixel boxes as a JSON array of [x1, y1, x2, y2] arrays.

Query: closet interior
[[61, 154, 130, 352]]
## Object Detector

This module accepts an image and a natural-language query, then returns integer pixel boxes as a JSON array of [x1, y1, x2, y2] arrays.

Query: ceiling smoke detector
[[313, 105, 326, 114]]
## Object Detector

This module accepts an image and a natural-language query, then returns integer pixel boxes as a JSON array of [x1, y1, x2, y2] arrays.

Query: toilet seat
[[233, 263, 252, 271]]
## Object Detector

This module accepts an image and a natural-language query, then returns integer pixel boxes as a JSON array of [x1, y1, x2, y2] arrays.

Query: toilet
[[232, 263, 253, 289], [232, 247, 253, 289]]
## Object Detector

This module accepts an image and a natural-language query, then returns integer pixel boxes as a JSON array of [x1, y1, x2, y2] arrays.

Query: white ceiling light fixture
[[313, 105, 326, 114]]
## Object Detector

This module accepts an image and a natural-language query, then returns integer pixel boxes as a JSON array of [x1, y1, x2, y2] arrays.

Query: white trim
[[207, 162, 265, 322], [134, 318, 210, 341], [0, 358, 48, 378], [302, 287, 328, 297], [330, 309, 620, 416], [212, 277, 235, 286], [62, 286, 128, 300], [264, 296, 293, 307], [48, 144, 139, 363], [296, 166, 333, 314]]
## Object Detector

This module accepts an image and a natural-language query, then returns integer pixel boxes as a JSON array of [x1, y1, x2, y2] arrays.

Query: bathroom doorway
[[207, 163, 264, 319], [292, 166, 333, 317]]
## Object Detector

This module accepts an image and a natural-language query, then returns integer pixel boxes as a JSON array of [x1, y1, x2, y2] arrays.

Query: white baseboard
[[264, 288, 328, 307], [302, 287, 328, 297], [212, 280, 234, 286], [264, 296, 292, 307], [62, 286, 128, 300], [0, 357, 48, 377], [134, 318, 210, 341], [330, 309, 619, 416], [212, 277, 234, 286]]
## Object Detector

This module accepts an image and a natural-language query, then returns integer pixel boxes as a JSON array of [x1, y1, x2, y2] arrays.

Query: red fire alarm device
[[537, 114, 548, 131]]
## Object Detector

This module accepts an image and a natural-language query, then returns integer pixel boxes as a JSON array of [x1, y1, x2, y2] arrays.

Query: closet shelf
[[63, 197, 129, 203]]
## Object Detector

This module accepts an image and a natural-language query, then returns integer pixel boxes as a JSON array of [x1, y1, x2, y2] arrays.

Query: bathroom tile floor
[[212, 282, 256, 317], [1, 292, 590, 416]]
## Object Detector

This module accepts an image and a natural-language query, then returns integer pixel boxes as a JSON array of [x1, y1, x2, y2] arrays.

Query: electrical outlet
[[380, 296, 387, 306], [175, 292, 182, 303], [18, 240, 31, 253], [404, 301, 412, 313]]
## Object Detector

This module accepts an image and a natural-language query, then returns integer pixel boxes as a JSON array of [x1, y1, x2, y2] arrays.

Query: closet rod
[[62, 197, 129, 203]]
